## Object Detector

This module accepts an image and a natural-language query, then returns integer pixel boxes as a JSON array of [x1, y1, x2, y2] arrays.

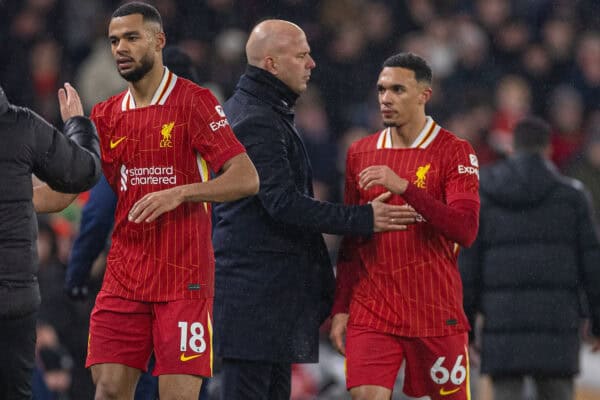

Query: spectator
[[548, 85, 585, 170], [460, 116, 600, 400], [567, 113, 600, 217]]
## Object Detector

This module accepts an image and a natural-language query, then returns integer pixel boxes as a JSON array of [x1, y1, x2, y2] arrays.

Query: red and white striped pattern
[[336, 120, 479, 337], [91, 74, 245, 302]]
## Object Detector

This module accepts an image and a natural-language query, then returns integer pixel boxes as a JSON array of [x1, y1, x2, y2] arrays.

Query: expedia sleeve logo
[[215, 105, 226, 117], [469, 154, 479, 167], [209, 105, 229, 131], [458, 154, 480, 179]]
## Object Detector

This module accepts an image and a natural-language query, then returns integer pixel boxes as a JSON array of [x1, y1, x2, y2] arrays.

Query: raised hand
[[57, 82, 84, 122]]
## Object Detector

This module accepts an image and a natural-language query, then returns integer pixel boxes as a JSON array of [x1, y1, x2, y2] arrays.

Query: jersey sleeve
[[401, 137, 480, 247], [332, 149, 367, 315], [189, 90, 246, 173], [445, 139, 480, 204]]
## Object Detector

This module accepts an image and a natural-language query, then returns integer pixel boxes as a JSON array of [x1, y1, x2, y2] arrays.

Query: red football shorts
[[345, 324, 470, 399], [87, 290, 213, 377]]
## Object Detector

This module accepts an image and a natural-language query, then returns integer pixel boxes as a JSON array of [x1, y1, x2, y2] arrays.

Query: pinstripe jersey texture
[[335, 118, 480, 337], [91, 68, 245, 301]]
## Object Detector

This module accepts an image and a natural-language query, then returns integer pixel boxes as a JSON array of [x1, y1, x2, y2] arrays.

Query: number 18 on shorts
[[87, 292, 214, 377]]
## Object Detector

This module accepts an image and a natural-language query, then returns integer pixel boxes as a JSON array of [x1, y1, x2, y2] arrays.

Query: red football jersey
[[335, 117, 480, 337], [91, 68, 246, 301]]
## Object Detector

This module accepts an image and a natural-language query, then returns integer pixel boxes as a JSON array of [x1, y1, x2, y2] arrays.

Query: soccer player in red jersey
[[39, 2, 258, 399], [329, 53, 480, 400]]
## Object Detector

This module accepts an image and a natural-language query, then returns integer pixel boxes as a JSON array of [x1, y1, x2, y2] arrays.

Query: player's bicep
[[343, 151, 361, 205], [190, 92, 244, 173]]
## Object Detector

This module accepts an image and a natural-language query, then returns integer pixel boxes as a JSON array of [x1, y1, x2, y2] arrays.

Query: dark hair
[[112, 1, 163, 29], [382, 52, 432, 84], [513, 116, 551, 152]]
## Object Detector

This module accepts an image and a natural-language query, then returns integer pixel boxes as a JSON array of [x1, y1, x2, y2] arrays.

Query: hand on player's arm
[[370, 191, 418, 232], [33, 183, 79, 213], [129, 153, 258, 223], [359, 165, 408, 195], [330, 313, 349, 356]]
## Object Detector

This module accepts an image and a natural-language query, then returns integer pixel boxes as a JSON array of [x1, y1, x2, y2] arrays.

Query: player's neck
[[128, 64, 166, 108], [390, 114, 428, 148]]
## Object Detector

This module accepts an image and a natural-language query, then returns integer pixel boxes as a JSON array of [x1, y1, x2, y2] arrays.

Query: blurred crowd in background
[[1, 0, 599, 399]]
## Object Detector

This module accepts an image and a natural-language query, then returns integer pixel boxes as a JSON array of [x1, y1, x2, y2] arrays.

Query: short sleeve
[[189, 90, 246, 173], [445, 139, 480, 205]]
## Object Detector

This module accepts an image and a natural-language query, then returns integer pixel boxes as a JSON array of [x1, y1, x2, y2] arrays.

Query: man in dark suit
[[212, 19, 417, 400]]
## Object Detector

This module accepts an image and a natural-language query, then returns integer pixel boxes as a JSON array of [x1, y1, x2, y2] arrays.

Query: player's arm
[[330, 157, 366, 355], [128, 152, 258, 223], [330, 236, 361, 356], [178, 152, 259, 203], [358, 143, 480, 247]]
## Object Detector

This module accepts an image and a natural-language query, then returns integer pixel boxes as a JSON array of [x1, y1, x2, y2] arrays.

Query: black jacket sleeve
[[31, 113, 101, 193], [242, 115, 373, 236]]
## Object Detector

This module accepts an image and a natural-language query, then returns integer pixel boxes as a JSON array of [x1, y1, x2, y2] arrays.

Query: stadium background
[[1, 0, 599, 398]]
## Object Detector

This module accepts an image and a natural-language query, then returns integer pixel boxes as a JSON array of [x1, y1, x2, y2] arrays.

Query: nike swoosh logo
[[179, 353, 202, 362], [439, 387, 460, 396], [110, 137, 127, 149]]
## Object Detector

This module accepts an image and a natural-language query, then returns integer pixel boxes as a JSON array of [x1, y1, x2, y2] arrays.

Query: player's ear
[[156, 31, 166, 51], [419, 86, 432, 105]]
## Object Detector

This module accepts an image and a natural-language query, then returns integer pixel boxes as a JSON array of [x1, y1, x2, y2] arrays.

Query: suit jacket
[[213, 66, 372, 363]]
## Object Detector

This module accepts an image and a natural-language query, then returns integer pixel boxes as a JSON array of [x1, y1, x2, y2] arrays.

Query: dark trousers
[[220, 358, 291, 400], [492, 375, 574, 400], [0, 312, 37, 400]]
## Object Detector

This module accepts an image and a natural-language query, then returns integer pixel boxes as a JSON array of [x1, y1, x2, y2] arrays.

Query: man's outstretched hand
[[371, 191, 418, 232]]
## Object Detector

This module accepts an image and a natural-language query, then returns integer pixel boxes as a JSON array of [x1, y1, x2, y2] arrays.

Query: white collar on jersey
[[121, 67, 178, 111], [376, 116, 441, 149]]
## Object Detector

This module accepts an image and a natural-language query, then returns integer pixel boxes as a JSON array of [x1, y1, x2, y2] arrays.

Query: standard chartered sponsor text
[[129, 166, 177, 185]]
